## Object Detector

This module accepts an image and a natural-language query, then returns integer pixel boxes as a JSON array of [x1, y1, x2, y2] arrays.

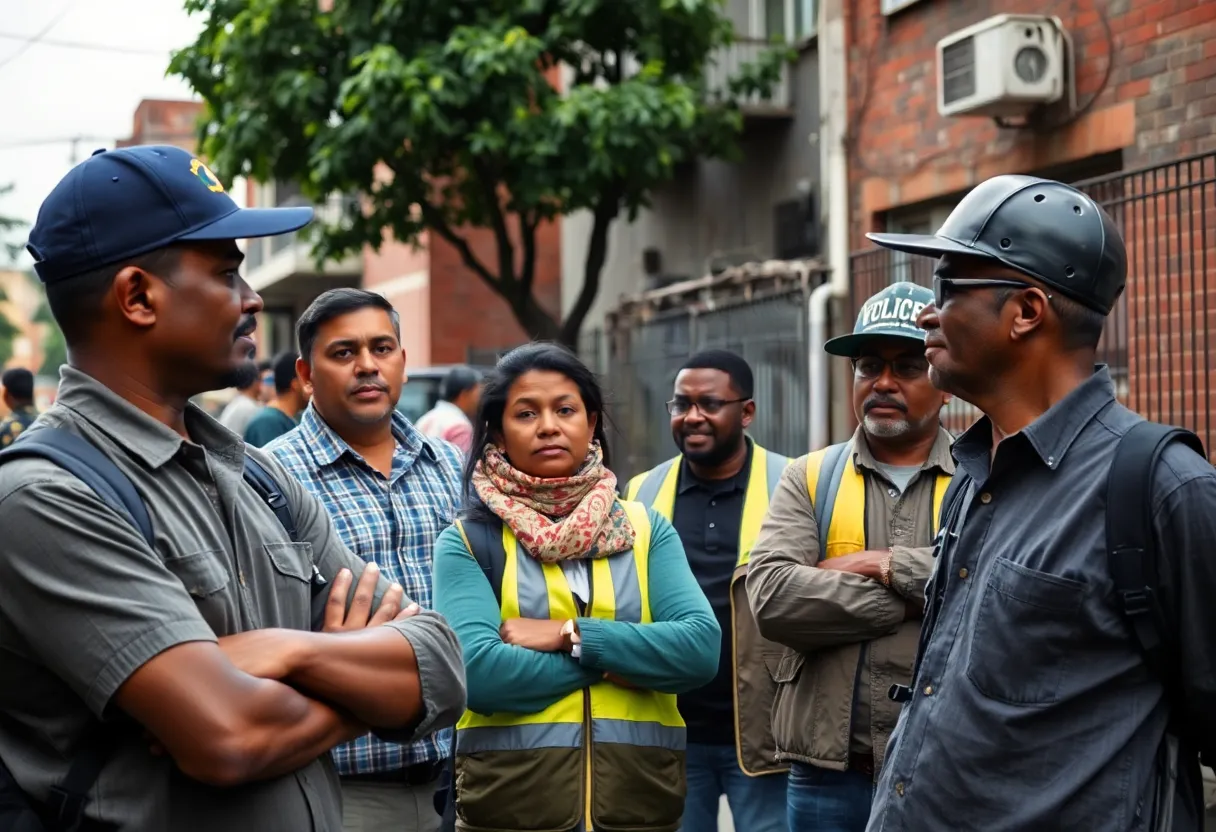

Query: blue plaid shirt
[[266, 404, 464, 774]]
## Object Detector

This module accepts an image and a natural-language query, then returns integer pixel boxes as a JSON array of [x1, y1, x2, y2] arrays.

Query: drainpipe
[[808, 0, 850, 451]]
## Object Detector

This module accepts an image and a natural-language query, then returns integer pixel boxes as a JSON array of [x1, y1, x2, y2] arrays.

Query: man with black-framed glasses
[[747, 281, 953, 832], [624, 349, 791, 832]]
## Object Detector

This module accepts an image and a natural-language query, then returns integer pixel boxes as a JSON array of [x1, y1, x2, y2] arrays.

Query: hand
[[324, 562, 417, 633], [217, 628, 304, 681], [817, 549, 890, 581], [500, 618, 566, 652]]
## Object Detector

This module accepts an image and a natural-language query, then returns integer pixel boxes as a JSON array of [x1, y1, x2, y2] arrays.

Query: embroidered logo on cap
[[190, 158, 225, 194]]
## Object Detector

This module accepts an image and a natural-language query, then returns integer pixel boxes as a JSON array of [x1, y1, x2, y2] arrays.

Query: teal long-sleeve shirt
[[431, 506, 721, 716]]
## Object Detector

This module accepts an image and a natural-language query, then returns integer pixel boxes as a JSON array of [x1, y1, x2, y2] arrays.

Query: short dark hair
[[44, 246, 182, 345], [678, 349, 755, 399], [992, 288, 1106, 351], [296, 288, 401, 361], [441, 366, 482, 402], [271, 350, 299, 394], [1, 367, 34, 402], [463, 342, 611, 521]]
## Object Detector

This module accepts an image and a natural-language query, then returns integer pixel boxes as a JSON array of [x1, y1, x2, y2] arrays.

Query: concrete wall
[[563, 28, 822, 332]]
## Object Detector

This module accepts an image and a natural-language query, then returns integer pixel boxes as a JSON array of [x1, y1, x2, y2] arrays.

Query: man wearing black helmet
[[863, 174, 1216, 832]]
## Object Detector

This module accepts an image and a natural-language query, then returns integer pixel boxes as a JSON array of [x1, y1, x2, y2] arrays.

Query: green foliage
[[170, 0, 790, 345], [0, 184, 27, 265], [33, 295, 66, 375]]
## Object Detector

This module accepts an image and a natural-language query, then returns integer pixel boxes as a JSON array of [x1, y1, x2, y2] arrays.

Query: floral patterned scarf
[[471, 442, 636, 562]]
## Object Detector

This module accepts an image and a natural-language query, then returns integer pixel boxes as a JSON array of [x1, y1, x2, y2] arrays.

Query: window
[[758, 0, 816, 41], [884, 203, 955, 285]]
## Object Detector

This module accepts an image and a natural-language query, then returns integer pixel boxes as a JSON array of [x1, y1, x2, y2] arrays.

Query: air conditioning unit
[[936, 14, 1071, 119]]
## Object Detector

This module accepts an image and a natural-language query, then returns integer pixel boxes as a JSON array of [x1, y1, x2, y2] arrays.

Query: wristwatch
[[879, 550, 894, 587], [560, 619, 582, 658]]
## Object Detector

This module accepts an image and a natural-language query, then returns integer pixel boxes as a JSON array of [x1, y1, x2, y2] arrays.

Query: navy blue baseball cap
[[27, 145, 314, 284]]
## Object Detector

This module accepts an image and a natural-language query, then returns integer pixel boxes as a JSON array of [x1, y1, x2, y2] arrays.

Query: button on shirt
[[268, 405, 464, 774], [868, 367, 1216, 832], [669, 446, 750, 745], [0, 368, 466, 832]]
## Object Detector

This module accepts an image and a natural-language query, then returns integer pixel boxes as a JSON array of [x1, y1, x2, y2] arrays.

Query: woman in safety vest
[[432, 342, 721, 832]]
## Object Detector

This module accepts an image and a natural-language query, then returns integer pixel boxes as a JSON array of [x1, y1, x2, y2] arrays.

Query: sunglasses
[[933, 276, 1035, 308]]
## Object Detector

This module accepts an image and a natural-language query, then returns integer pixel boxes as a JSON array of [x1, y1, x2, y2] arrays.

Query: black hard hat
[[866, 175, 1127, 315]]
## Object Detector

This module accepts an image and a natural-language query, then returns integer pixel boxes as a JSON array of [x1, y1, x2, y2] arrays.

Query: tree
[[170, 0, 788, 348], [0, 183, 25, 264]]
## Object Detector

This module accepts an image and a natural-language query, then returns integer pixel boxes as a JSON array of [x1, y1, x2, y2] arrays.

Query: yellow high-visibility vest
[[805, 441, 951, 560], [452, 501, 685, 832], [624, 442, 791, 778]]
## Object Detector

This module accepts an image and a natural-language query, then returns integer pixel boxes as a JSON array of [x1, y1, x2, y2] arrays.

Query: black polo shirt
[[670, 443, 752, 746]]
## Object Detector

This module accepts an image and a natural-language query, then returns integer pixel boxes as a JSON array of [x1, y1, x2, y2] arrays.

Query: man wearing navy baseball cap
[[0, 146, 466, 831]]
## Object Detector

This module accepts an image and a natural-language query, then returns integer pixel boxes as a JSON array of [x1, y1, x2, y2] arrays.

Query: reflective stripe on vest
[[453, 500, 685, 827], [804, 441, 951, 561], [624, 443, 790, 567]]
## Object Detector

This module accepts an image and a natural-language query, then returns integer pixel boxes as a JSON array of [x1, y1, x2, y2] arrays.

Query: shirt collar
[[53, 365, 242, 470], [851, 424, 957, 475], [298, 402, 437, 470], [678, 436, 755, 494], [953, 364, 1116, 471]]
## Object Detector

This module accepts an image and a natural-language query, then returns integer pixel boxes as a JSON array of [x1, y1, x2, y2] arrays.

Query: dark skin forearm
[[232, 682, 367, 784], [286, 628, 422, 728]]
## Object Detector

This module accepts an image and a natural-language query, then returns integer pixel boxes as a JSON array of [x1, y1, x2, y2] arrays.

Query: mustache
[[350, 378, 389, 393], [234, 317, 257, 339], [864, 397, 907, 413]]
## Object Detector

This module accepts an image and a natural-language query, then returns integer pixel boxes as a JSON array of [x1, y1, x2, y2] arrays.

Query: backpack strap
[[242, 453, 299, 542], [0, 427, 154, 548], [812, 442, 851, 563], [455, 517, 507, 605], [1106, 421, 1206, 700], [43, 723, 121, 832]]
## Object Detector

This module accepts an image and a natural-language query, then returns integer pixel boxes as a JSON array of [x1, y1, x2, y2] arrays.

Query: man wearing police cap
[[747, 281, 953, 832], [864, 174, 1216, 831]]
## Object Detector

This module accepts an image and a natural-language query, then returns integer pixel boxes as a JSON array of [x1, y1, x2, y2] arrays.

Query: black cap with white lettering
[[824, 281, 934, 357]]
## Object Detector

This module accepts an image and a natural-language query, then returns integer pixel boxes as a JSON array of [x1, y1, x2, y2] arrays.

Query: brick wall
[[426, 218, 563, 365], [849, 0, 1216, 450]]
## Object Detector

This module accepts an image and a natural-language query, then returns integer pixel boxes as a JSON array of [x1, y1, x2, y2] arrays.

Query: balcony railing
[[706, 37, 792, 115], [243, 193, 363, 292]]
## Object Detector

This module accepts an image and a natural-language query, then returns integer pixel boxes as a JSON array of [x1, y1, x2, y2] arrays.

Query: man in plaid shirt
[[268, 288, 465, 832]]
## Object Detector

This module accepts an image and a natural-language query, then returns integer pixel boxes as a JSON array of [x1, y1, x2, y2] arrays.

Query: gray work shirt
[[0, 367, 467, 831], [869, 367, 1216, 832]]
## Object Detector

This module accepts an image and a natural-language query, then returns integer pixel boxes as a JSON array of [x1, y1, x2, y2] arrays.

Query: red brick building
[[848, 0, 1216, 446], [116, 99, 205, 152], [361, 214, 562, 368]]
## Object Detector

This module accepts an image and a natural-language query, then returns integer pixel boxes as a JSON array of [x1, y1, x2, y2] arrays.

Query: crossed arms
[[0, 464, 466, 789]]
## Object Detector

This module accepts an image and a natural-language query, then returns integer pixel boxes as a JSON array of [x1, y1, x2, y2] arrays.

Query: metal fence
[[483, 152, 1215, 479], [598, 270, 822, 482], [850, 152, 1214, 452]]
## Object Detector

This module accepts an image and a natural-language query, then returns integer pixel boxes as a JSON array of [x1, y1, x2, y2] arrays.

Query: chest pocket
[[965, 556, 1086, 706], [264, 542, 316, 631], [163, 549, 240, 635]]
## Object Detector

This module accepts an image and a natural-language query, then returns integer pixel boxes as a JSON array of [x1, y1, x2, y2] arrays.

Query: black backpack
[[1105, 421, 1213, 763], [0, 426, 300, 832]]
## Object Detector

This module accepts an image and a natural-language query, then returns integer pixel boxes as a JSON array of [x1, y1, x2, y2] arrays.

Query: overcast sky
[[0, 0, 208, 265]]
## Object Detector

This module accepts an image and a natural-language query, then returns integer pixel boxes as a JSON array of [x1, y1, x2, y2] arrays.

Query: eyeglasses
[[666, 396, 749, 416], [851, 356, 929, 381], [933, 276, 1034, 308]]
